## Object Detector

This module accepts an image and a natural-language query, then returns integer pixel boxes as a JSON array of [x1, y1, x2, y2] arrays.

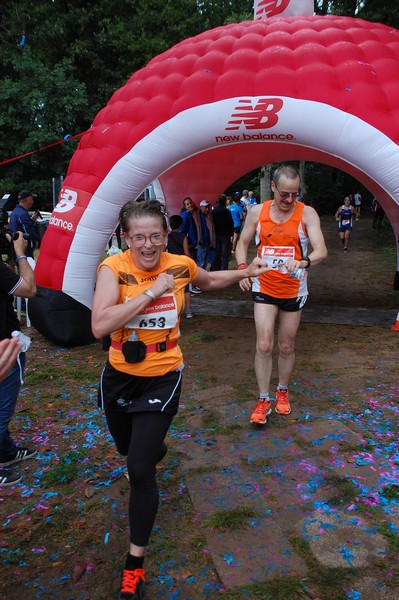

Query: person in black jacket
[[0, 233, 37, 487], [210, 194, 234, 271]]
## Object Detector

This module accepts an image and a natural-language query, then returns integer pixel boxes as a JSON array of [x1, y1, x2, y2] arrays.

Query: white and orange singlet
[[98, 251, 198, 377], [253, 200, 309, 298]]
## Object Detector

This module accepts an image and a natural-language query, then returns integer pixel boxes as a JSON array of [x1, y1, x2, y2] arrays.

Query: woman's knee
[[127, 456, 156, 485]]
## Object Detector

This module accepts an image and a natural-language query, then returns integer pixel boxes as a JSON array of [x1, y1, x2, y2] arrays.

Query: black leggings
[[105, 410, 173, 547]]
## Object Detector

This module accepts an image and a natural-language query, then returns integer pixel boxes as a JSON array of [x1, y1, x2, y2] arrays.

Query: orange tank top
[[253, 200, 309, 298], [98, 250, 198, 377]]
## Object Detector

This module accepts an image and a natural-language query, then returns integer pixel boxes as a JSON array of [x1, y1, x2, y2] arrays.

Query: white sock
[[259, 393, 269, 401]]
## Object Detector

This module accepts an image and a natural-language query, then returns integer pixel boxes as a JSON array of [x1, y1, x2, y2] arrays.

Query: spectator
[[353, 191, 362, 220], [198, 200, 216, 269], [0, 232, 37, 487], [210, 194, 234, 271], [109, 223, 122, 250], [179, 197, 202, 262], [371, 198, 385, 230], [228, 194, 245, 253], [167, 215, 193, 318], [248, 191, 258, 208], [240, 189, 250, 214], [9, 190, 40, 258]]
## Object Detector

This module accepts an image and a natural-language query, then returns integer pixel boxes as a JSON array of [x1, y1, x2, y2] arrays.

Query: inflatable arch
[[30, 15, 399, 346]]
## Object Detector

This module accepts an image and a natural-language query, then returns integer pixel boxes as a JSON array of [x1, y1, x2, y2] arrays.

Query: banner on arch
[[254, 0, 314, 20]]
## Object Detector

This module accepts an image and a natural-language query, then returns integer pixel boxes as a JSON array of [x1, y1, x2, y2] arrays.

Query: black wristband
[[302, 256, 311, 269]]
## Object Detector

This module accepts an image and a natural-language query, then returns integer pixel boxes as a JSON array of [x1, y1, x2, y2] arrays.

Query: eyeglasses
[[276, 187, 298, 201], [129, 233, 165, 247]]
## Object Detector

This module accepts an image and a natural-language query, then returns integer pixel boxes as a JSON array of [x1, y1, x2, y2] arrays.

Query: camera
[[1, 227, 29, 242], [0, 227, 29, 262]]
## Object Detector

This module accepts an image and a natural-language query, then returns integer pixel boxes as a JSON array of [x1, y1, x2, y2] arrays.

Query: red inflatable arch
[[30, 15, 399, 345]]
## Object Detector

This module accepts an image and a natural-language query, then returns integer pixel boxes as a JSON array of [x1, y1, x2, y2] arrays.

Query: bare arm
[[91, 266, 175, 339], [270, 206, 327, 274], [182, 236, 190, 257], [11, 233, 36, 298], [192, 255, 269, 292], [335, 206, 341, 220]]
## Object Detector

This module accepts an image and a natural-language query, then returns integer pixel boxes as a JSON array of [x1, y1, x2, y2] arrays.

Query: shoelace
[[254, 400, 268, 414], [277, 391, 288, 404], [120, 568, 145, 593]]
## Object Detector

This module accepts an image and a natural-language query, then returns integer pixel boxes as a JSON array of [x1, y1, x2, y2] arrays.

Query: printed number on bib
[[261, 246, 295, 270], [126, 293, 178, 330], [342, 219, 350, 226]]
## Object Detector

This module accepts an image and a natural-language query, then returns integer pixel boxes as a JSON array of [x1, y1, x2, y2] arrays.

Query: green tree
[[0, 0, 203, 206]]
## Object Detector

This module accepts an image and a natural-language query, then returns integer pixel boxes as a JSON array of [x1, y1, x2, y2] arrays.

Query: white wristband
[[142, 289, 156, 301]]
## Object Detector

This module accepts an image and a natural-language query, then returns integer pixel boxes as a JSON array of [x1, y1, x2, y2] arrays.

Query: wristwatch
[[142, 289, 156, 301], [302, 256, 311, 269]]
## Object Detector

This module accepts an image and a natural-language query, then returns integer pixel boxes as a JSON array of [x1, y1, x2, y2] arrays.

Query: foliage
[[1, 1, 398, 207]]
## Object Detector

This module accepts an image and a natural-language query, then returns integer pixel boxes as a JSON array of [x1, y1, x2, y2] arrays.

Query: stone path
[[172, 384, 399, 599], [190, 297, 397, 328]]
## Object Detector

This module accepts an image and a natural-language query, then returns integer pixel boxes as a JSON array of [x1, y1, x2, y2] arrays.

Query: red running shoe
[[250, 399, 272, 425], [275, 389, 291, 415]]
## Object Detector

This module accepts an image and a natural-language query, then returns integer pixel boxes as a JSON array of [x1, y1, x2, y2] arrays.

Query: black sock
[[125, 553, 144, 571]]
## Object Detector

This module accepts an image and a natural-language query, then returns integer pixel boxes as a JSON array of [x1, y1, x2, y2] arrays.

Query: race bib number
[[261, 246, 295, 270], [341, 219, 350, 226], [126, 293, 178, 330]]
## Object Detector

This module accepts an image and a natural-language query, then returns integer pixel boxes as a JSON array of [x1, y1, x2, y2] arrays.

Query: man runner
[[235, 165, 327, 425]]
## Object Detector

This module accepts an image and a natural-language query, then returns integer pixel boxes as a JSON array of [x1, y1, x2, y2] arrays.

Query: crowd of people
[[173, 189, 259, 307]]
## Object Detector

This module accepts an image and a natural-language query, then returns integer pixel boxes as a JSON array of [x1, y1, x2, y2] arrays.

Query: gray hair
[[273, 165, 300, 186]]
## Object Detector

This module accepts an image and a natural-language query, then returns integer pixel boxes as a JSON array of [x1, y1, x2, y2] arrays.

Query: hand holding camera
[[12, 231, 29, 256]]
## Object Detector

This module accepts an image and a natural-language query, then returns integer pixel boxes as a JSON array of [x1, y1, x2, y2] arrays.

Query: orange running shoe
[[117, 567, 145, 599], [275, 388, 291, 415], [250, 399, 272, 425]]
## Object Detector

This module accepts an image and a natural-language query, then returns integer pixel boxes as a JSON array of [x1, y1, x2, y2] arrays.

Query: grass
[[41, 449, 88, 487], [290, 536, 351, 600], [204, 507, 258, 531], [220, 577, 308, 600], [325, 476, 358, 507]]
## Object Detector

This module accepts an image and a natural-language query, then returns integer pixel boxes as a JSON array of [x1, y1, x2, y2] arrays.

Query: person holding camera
[[91, 199, 269, 600], [9, 190, 40, 258], [0, 233, 37, 487]]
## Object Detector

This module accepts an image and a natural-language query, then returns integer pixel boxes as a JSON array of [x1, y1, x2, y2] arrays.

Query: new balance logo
[[255, 0, 290, 19], [55, 188, 77, 213], [226, 98, 284, 131]]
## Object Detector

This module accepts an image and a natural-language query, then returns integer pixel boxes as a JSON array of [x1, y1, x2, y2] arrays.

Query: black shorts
[[252, 291, 308, 311], [233, 226, 241, 234], [98, 361, 182, 414]]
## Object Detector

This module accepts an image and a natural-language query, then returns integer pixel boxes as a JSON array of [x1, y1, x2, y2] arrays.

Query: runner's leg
[[276, 309, 302, 387], [254, 303, 278, 394]]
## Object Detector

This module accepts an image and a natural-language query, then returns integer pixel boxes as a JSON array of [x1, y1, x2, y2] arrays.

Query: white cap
[[200, 200, 210, 206]]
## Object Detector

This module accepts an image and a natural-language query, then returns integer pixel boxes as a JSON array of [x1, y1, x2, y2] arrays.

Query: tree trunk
[[260, 164, 272, 202], [299, 160, 306, 197]]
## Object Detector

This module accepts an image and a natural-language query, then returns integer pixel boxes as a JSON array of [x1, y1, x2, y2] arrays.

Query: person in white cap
[[198, 200, 216, 270]]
